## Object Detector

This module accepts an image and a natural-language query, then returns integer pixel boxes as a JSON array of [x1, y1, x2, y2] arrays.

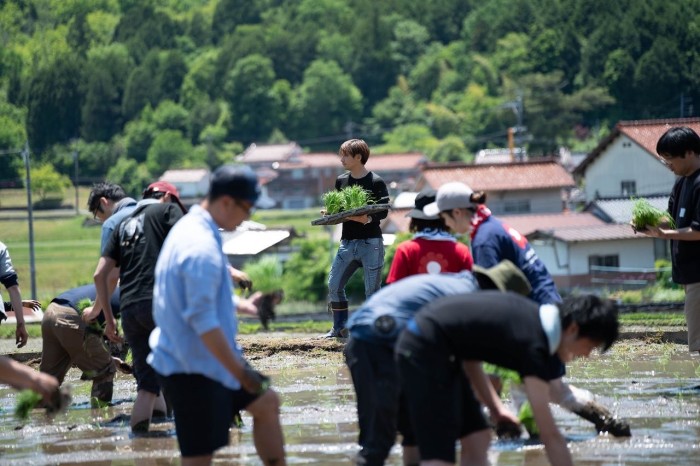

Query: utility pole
[[22, 142, 37, 299], [73, 148, 79, 215]]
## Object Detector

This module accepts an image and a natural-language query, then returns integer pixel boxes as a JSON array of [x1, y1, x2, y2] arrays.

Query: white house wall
[[530, 238, 657, 276], [583, 136, 675, 200], [487, 188, 563, 215]]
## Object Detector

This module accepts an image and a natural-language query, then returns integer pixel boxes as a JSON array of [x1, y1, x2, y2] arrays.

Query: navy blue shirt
[[347, 271, 479, 347], [53, 284, 121, 320], [471, 216, 561, 305]]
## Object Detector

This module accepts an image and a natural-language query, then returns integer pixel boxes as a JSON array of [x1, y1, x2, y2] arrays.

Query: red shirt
[[386, 238, 473, 284]]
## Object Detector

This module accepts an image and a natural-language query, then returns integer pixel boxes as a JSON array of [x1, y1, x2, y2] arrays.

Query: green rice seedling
[[15, 389, 42, 420], [322, 190, 344, 214], [631, 198, 675, 230], [518, 401, 539, 437], [76, 298, 105, 337], [243, 256, 283, 294], [341, 185, 372, 210]]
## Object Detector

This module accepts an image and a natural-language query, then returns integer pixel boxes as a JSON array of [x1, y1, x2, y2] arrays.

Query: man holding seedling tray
[[323, 139, 390, 338], [637, 126, 700, 356]]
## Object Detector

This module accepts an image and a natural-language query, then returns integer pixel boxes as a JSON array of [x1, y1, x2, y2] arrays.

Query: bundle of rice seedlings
[[631, 198, 675, 231], [242, 256, 283, 294], [342, 185, 372, 210], [322, 190, 344, 214], [322, 185, 373, 214], [14, 389, 42, 420]]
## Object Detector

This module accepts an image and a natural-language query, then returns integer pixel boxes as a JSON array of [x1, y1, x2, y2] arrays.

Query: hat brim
[[472, 261, 532, 296], [406, 208, 439, 220], [422, 202, 441, 217]]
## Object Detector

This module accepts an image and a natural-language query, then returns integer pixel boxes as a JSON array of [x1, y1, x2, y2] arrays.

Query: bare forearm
[[462, 361, 506, 414], [8, 286, 24, 324], [93, 258, 117, 320], [658, 227, 700, 241], [200, 328, 246, 380]]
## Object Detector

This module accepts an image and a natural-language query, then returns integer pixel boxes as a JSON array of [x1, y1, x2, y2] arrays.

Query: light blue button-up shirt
[[148, 205, 243, 390]]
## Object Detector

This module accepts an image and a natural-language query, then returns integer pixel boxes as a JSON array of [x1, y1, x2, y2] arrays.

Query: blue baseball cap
[[209, 166, 261, 205]]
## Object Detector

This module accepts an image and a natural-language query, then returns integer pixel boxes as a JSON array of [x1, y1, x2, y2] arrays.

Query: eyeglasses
[[92, 204, 104, 220], [236, 200, 256, 216]]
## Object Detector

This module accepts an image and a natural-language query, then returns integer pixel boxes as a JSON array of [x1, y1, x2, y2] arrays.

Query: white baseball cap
[[423, 182, 475, 217]]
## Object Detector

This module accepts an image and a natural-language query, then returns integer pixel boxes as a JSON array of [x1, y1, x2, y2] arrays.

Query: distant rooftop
[[420, 159, 574, 192]]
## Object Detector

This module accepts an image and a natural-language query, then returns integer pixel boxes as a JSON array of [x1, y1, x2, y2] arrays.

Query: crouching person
[[148, 166, 285, 466], [40, 284, 121, 407], [396, 293, 619, 466]]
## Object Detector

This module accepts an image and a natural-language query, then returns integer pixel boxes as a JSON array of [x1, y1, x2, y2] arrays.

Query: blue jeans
[[328, 238, 384, 302]]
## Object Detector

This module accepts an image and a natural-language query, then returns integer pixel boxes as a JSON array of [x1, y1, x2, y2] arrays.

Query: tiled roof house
[[573, 118, 700, 200]]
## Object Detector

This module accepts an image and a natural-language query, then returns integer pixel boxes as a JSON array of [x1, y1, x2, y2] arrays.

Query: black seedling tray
[[311, 204, 391, 226]]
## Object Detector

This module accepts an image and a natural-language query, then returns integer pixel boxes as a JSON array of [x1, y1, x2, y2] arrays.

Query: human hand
[[493, 412, 523, 439], [229, 267, 252, 288], [81, 305, 102, 323], [21, 300, 42, 312], [236, 291, 262, 316], [346, 214, 370, 224], [103, 318, 123, 343], [240, 367, 270, 395], [29, 371, 59, 404], [16, 323, 28, 348]]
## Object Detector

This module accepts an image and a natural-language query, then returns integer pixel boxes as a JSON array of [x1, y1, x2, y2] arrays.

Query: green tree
[[122, 52, 160, 120], [81, 67, 121, 142], [152, 100, 189, 133], [106, 158, 153, 198], [390, 18, 430, 76], [159, 50, 188, 103], [31, 164, 72, 202], [428, 135, 467, 162], [145, 129, 193, 175], [374, 123, 439, 154], [282, 238, 331, 302], [25, 55, 85, 153], [291, 59, 362, 139], [181, 49, 219, 109], [223, 54, 279, 142], [212, 0, 264, 42]]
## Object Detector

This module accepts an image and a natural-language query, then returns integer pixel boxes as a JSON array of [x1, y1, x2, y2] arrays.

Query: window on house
[[291, 169, 304, 180], [503, 199, 531, 214], [588, 255, 619, 271], [621, 180, 636, 196]]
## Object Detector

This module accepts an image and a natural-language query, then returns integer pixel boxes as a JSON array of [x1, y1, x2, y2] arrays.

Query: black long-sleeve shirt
[[336, 171, 389, 240]]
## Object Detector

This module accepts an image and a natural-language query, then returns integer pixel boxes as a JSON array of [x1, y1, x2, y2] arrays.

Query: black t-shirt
[[104, 202, 183, 309], [52, 284, 121, 321], [336, 171, 389, 240], [413, 291, 556, 381], [668, 168, 700, 284]]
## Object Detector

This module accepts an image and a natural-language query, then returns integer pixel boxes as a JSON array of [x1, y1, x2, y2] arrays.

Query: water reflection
[[0, 349, 698, 465]]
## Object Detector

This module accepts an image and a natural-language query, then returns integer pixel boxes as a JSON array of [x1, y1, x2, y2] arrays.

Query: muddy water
[[0, 345, 698, 465]]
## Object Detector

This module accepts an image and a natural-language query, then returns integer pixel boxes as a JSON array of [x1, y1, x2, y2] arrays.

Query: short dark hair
[[409, 217, 448, 233], [87, 182, 127, 214], [208, 165, 260, 204], [560, 294, 619, 352], [339, 139, 370, 165], [656, 126, 700, 158]]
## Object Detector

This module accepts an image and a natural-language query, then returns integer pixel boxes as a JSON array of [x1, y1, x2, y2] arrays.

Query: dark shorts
[[121, 300, 159, 394], [158, 373, 260, 457], [396, 330, 488, 463]]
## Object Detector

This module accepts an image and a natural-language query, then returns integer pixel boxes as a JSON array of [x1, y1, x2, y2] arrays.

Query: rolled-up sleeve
[[0, 244, 18, 289]]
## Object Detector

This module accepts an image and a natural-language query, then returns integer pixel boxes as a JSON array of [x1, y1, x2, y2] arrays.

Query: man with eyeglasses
[[87, 182, 138, 255], [149, 166, 286, 465], [91, 180, 187, 432], [638, 126, 700, 357]]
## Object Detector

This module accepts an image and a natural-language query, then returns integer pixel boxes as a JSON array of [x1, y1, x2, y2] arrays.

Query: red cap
[[144, 181, 187, 213]]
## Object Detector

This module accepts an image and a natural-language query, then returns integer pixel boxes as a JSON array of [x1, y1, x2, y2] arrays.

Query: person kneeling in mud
[[396, 293, 620, 466], [40, 284, 132, 408], [345, 260, 530, 466]]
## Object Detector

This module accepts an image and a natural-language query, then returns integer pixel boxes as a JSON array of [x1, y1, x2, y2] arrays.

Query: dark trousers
[[345, 337, 402, 466]]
